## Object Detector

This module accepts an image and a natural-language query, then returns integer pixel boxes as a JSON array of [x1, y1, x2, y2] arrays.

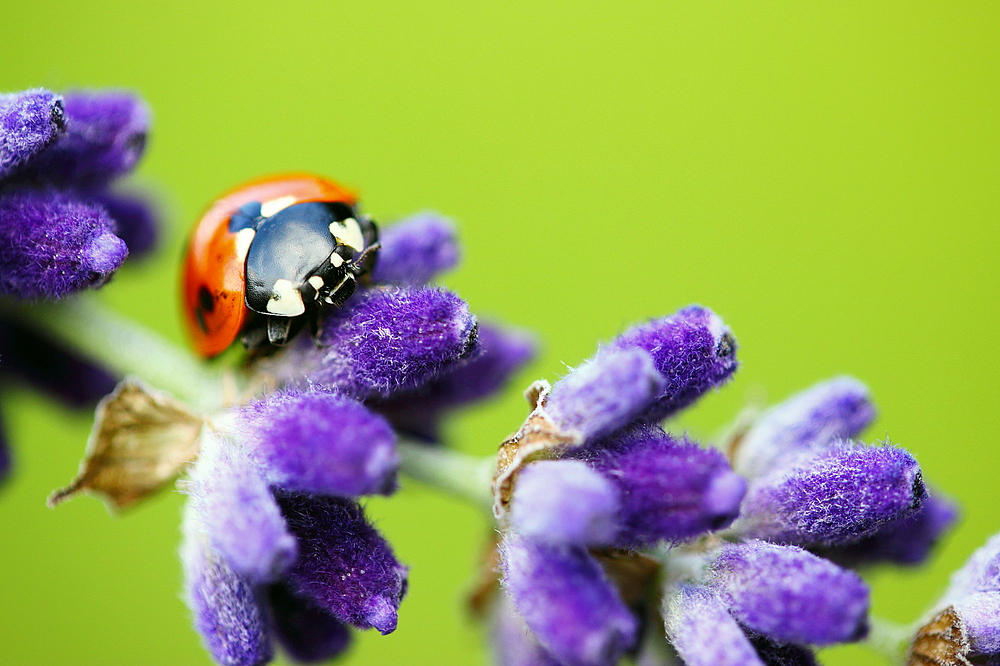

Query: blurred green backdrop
[[2, 1, 998, 664]]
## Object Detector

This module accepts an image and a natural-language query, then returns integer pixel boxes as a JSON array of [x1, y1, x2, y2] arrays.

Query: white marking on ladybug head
[[307, 275, 324, 291], [266, 279, 306, 316], [329, 252, 345, 268], [329, 217, 365, 252], [260, 195, 297, 218], [234, 228, 256, 262]]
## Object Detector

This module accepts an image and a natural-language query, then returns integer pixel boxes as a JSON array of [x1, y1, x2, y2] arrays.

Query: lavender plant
[[0, 86, 994, 666]]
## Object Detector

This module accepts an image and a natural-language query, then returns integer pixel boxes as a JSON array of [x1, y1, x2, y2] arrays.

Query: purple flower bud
[[275, 491, 408, 635], [93, 190, 159, 257], [510, 460, 621, 546], [370, 321, 535, 440], [0, 319, 116, 407], [664, 585, 764, 666], [950, 592, 1000, 655], [187, 432, 297, 584], [20, 90, 149, 190], [737, 443, 925, 546], [546, 349, 665, 443], [372, 212, 459, 285], [181, 508, 273, 666], [748, 635, 818, 666], [240, 387, 398, 497], [0, 88, 65, 180], [577, 427, 746, 547], [500, 533, 638, 666], [604, 305, 737, 422], [268, 583, 352, 664], [819, 490, 958, 567], [0, 188, 128, 299], [300, 286, 478, 399], [491, 596, 563, 666], [708, 541, 870, 645], [944, 532, 1000, 601], [734, 377, 875, 479]]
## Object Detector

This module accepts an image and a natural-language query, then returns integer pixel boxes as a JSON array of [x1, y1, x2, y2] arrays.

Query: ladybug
[[182, 173, 379, 358]]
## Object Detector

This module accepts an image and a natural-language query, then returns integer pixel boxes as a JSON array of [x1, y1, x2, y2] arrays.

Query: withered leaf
[[48, 378, 204, 512], [491, 380, 581, 521], [907, 606, 972, 666], [590, 548, 661, 606]]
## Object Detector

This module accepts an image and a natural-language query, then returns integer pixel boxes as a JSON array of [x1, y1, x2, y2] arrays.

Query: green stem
[[397, 439, 495, 512], [864, 615, 910, 664], [9, 295, 222, 410]]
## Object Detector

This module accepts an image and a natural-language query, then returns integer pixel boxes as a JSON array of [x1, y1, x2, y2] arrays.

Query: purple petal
[[954, 592, 1000, 654], [296, 286, 478, 399], [491, 596, 563, 666], [546, 349, 665, 443], [510, 460, 621, 546], [663, 585, 764, 666], [944, 532, 1000, 600], [18, 90, 149, 190], [181, 507, 273, 666], [370, 321, 535, 440], [187, 432, 297, 584], [748, 635, 818, 666], [500, 533, 638, 666], [0, 188, 128, 299], [268, 583, 352, 664], [575, 426, 746, 547], [372, 212, 459, 285], [708, 541, 870, 646], [734, 377, 875, 480], [275, 491, 407, 634], [605, 305, 738, 422], [240, 387, 398, 497], [737, 443, 925, 546], [818, 490, 958, 567], [93, 189, 159, 257], [0, 319, 116, 407], [0, 88, 65, 180]]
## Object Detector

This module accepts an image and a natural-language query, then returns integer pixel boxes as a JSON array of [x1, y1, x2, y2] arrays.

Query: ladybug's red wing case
[[181, 174, 362, 358]]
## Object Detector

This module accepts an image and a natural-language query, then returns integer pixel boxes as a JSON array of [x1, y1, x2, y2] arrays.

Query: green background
[[2, 2, 998, 664]]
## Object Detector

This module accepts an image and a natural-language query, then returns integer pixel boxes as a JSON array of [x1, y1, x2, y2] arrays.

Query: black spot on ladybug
[[198, 285, 215, 313], [195, 306, 208, 334]]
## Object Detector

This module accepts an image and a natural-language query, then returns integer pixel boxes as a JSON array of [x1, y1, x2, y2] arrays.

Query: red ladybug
[[182, 174, 379, 358]]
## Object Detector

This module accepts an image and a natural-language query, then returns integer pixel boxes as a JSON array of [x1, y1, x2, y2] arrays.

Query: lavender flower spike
[[500, 533, 638, 666], [240, 387, 399, 497], [664, 585, 764, 666], [510, 460, 621, 546], [707, 541, 870, 646], [604, 304, 738, 422], [0, 88, 65, 180], [736, 443, 925, 546], [734, 376, 875, 480], [372, 212, 459, 285], [0, 189, 128, 299], [295, 286, 478, 399], [186, 431, 297, 584], [546, 349, 666, 443]]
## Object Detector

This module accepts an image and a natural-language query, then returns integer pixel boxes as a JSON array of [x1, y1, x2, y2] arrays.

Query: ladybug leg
[[266, 316, 294, 346], [352, 242, 381, 284]]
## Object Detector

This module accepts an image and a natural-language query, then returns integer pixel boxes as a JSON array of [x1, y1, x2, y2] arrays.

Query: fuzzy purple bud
[[0, 89, 65, 180], [0, 188, 128, 299], [708, 541, 870, 645], [187, 432, 297, 584], [275, 491, 407, 634], [944, 533, 1000, 601], [94, 190, 159, 257], [664, 585, 764, 666], [510, 460, 621, 546], [181, 508, 272, 666], [546, 349, 665, 443], [737, 443, 925, 546], [734, 377, 875, 480], [240, 388, 398, 497], [19, 90, 149, 190], [604, 305, 738, 422], [268, 583, 352, 664], [370, 321, 535, 440], [576, 427, 746, 547], [372, 212, 459, 285], [501, 533, 637, 666], [300, 286, 478, 399]]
